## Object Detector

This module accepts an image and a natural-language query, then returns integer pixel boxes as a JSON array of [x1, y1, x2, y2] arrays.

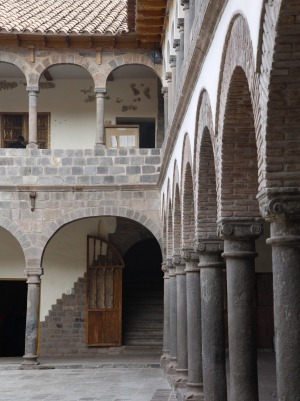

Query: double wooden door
[[86, 236, 124, 346]]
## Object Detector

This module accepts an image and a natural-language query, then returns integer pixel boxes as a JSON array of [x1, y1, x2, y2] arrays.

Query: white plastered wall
[[0, 227, 25, 279], [0, 76, 158, 149], [161, 0, 272, 272]]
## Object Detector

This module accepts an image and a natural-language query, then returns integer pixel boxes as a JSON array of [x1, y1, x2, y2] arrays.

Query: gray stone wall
[[0, 148, 161, 186]]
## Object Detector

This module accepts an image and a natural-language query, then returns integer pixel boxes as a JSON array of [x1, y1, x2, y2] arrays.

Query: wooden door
[[86, 235, 124, 346], [1, 113, 50, 148]]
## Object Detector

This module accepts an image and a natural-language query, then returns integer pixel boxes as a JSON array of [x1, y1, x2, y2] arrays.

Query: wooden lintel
[[137, 0, 166, 9], [43, 70, 53, 81]]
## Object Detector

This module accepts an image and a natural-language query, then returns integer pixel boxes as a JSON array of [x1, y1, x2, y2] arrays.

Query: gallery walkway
[[0, 350, 276, 401]]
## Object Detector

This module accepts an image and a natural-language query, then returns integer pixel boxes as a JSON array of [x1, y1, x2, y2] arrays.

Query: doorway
[[116, 117, 156, 148], [122, 238, 163, 346], [0, 280, 27, 356]]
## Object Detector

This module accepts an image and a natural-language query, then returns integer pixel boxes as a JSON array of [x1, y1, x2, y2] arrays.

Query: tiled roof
[[0, 0, 128, 35]]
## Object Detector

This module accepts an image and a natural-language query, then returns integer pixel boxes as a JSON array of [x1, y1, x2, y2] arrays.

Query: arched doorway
[[122, 238, 163, 346]]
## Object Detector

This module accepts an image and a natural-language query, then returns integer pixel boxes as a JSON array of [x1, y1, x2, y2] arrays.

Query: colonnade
[[25, 85, 106, 149], [162, 207, 300, 400]]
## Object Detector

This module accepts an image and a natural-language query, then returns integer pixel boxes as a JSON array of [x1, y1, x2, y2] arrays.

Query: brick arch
[[218, 66, 260, 221], [33, 53, 99, 87], [172, 160, 181, 255], [103, 55, 163, 87], [39, 206, 162, 263], [216, 14, 259, 140], [166, 199, 173, 258], [197, 127, 218, 239], [0, 52, 32, 83], [181, 134, 195, 248], [259, 0, 300, 190]]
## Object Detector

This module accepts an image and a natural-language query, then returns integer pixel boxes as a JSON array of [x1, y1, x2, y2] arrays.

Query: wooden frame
[[0, 112, 51, 149], [105, 125, 139, 149]]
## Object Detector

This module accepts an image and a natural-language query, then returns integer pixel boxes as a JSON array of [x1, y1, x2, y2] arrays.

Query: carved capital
[[169, 55, 176, 68], [196, 239, 224, 255], [161, 86, 168, 96], [166, 258, 173, 269], [258, 189, 300, 223], [173, 39, 180, 52], [181, 248, 198, 261], [165, 71, 172, 83], [181, 0, 189, 10], [172, 254, 182, 266], [218, 219, 263, 240], [177, 18, 184, 31]]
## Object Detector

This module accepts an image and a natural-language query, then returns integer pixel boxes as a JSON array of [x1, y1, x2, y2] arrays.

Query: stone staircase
[[122, 285, 164, 346]]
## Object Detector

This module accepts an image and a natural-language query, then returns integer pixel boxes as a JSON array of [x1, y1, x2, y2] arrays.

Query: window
[[105, 125, 139, 149]]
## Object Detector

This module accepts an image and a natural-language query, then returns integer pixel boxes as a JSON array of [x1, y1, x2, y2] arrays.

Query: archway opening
[[123, 238, 163, 346], [0, 280, 27, 357], [40, 216, 163, 355]]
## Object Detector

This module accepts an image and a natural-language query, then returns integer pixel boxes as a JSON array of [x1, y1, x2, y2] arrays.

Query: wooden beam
[[43, 70, 53, 81]]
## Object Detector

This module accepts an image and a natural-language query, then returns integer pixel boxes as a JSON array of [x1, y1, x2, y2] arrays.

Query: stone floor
[[0, 351, 276, 401]]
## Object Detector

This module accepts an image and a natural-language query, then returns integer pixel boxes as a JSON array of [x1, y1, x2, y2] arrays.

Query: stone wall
[[0, 148, 161, 186]]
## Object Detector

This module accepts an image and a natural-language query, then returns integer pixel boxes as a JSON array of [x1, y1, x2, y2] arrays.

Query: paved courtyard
[[0, 351, 276, 401]]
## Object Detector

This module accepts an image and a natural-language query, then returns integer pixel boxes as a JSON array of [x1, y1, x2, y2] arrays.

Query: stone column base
[[166, 358, 177, 375], [160, 352, 170, 371], [21, 355, 40, 369], [175, 368, 188, 388], [27, 142, 38, 149], [185, 382, 204, 401]]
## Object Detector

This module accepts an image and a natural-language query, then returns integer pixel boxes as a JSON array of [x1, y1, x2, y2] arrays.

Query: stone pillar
[[27, 86, 39, 148], [181, 0, 190, 59], [183, 248, 203, 400], [95, 88, 106, 149], [161, 87, 168, 134], [22, 266, 43, 366], [197, 239, 227, 401], [173, 254, 188, 384], [161, 260, 170, 370], [165, 72, 172, 125], [167, 258, 177, 374], [177, 18, 184, 72], [218, 219, 262, 401], [169, 56, 177, 110], [173, 39, 181, 90], [259, 191, 300, 399]]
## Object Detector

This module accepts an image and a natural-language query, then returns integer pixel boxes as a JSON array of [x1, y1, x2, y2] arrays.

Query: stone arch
[[39, 206, 162, 263], [103, 54, 163, 87], [218, 66, 260, 221], [194, 90, 218, 240], [0, 217, 28, 258], [0, 52, 33, 83], [259, 0, 300, 190], [181, 134, 195, 249], [172, 161, 181, 255], [32, 53, 99, 87], [216, 14, 259, 143]]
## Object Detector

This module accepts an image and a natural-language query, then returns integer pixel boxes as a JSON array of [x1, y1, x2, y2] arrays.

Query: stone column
[[169, 56, 177, 111], [173, 254, 188, 384], [27, 86, 39, 148], [197, 239, 227, 401], [22, 266, 43, 366], [173, 39, 181, 91], [161, 260, 170, 370], [218, 219, 262, 401], [183, 248, 203, 400], [181, 0, 190, 59], [167, 258, 177, 374], [161, 87, 168, 134], [95, 88, 106, 149], [259, 191, 300, 399], [177, 18, 184, 71]]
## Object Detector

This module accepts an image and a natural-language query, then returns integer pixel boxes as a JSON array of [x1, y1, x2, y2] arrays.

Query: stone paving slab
[[0, 367, 171, 401]]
